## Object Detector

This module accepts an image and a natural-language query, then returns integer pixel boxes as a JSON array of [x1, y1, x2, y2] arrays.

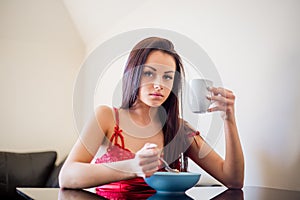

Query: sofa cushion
[[45, 157, 66, 188], [0, 151, 57, 197]]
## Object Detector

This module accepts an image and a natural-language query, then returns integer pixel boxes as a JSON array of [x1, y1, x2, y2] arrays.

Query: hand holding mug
[[207, 87, 236, 121], [188, 79, 236, 121]]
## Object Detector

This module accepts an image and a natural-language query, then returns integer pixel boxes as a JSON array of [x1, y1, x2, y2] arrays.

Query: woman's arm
[[59, 106, 132, 188], [59, 139, 137, 189], [59, 106, 161, 189], [186, 87, 244, 189]]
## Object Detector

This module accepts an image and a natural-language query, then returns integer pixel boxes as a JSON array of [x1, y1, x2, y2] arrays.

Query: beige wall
[[0, 0, 85, 162]]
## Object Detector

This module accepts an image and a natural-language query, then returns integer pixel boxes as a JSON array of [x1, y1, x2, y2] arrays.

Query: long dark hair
[[121, 37, 188, 165]]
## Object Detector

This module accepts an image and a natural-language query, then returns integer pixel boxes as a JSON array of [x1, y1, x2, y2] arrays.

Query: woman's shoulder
[[94, 105, 115, 127], [179, 118, 197, 132], [95, 105, 114, 114]]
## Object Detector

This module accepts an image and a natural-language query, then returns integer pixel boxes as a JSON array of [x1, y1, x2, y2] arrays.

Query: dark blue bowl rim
[[147, 172, 201, 177]]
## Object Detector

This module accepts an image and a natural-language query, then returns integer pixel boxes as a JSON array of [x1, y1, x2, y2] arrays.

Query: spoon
[[145, 143, 179, 173], [159, 157, 179, 173]]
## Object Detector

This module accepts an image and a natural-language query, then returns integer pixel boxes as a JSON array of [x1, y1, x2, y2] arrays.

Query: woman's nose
[[153, 83, 163, 90], [153, 77, 163, 90]]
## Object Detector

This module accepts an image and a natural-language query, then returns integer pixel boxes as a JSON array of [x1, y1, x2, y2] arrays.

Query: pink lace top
[[94, 108, 155, 198]]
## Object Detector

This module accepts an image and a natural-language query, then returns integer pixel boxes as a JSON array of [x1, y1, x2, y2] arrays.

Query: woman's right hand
[[133, 143, 161, 178]]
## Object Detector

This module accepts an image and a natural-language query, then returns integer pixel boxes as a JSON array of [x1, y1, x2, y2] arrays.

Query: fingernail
[[146, 143, 157, 149]]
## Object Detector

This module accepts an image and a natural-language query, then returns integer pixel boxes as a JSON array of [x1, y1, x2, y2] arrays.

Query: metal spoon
[[145, 143, 179, 173], [180, 152, 185, 172], [159, 157, 179, 173]]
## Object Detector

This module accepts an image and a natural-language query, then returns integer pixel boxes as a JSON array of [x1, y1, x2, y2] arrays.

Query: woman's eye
[[163, 75, 173, 80], [143, 71, 153, 77]]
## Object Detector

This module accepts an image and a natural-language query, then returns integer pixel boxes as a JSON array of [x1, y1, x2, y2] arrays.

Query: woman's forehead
[[144, 50, 176, 72]]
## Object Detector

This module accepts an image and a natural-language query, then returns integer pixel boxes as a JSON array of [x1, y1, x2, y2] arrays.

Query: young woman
[[59, 37, 244, 197]]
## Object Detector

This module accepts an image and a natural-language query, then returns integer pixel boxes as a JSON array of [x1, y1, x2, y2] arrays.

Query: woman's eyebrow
[[164, 71, 175, 74], [144, 65, 156, 71], [144, 65, 175, 73]]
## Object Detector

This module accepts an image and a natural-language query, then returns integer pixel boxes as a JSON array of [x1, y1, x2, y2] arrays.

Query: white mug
[[188, 79, 213, 113]]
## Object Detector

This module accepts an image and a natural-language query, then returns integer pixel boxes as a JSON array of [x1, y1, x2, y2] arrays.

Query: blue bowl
[[147, 192, 193, 200], [145, 172, 201, 193]]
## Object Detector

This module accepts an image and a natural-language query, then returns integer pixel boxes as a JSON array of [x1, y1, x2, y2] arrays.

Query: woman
[[59, 37, 244, 195]]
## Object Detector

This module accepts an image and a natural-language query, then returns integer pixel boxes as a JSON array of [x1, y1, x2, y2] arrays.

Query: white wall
[[65, 0, 300, 190], [1, 0, 299, 191], [0, 0, 85, 162]]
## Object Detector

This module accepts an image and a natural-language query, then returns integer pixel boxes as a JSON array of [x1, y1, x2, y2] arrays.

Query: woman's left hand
[[207, 87, 236, 121]]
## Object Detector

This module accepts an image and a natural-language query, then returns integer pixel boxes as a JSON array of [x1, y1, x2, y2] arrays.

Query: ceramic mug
[[188, 79, 213, 113]]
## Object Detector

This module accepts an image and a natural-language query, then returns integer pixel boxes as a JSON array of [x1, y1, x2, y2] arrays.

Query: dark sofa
[[0, 151, 65, 199]]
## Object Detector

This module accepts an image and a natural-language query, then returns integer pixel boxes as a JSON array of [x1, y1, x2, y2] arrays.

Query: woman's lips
[[149, 93, 163, 97]]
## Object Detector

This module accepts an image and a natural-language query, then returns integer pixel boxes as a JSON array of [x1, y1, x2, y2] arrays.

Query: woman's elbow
[[224, 179, 244, 189], [224, 167, 245, 189], [58, 167, 77, 189], [58, 169, 69, 189]]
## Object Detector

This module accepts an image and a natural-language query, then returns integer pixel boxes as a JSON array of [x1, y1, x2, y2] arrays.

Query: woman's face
[[138, 50, 176, 107]]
